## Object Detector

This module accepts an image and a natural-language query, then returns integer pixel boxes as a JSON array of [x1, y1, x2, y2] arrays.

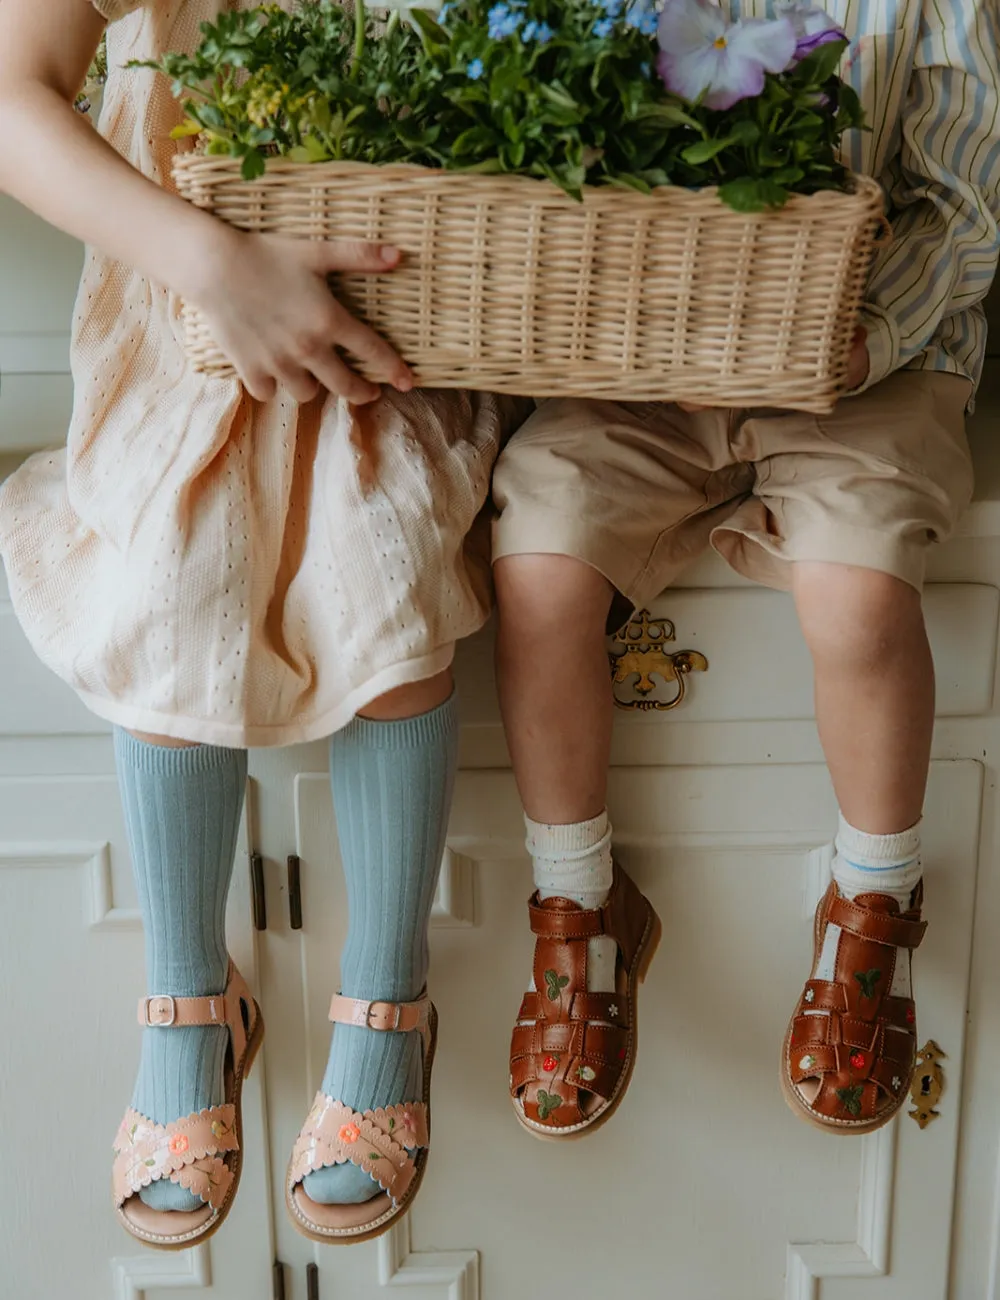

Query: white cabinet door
[[0, 763, 275, 1300], [0, 196, 79, 456], [271, 757, 978, 1300]]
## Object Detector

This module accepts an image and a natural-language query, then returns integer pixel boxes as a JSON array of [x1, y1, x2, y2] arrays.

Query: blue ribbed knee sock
[[115, 729, 248, 1213], [303, 695, 458, 1206]]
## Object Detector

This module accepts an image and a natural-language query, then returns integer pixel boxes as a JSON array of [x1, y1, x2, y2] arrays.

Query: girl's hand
[[193, 229, 415, 405]]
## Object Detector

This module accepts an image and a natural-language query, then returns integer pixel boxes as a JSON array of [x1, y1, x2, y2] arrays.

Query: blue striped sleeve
[[857, 0, 1000, 393]]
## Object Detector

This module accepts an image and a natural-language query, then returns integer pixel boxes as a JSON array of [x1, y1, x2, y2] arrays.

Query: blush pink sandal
[[112, 961, 264, 1250], [286, 992, 437, 1245]]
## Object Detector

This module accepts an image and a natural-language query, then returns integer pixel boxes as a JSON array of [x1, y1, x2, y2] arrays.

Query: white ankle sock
[[526, 811, 617, 995], [812, 814, 922, 1001]]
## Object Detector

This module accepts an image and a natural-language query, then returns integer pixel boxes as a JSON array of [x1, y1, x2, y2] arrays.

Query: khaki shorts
[[493, 371, 974, 605]]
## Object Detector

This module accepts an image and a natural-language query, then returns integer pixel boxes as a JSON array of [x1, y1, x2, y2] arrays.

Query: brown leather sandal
[[781, 880, 926, 1134], [509, 861, 661, 1140], [112, 961, 264, 1250], [285, 992, 437, 1244]]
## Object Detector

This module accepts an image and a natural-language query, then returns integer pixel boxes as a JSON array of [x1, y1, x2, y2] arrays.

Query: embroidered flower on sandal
[[112, 1104, 239, 1210]]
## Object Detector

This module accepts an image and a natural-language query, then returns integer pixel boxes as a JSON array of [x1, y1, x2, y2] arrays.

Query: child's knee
[[358, 670, 454, 721], [793, 561, 923, 660], [495, 553, 613, 632]]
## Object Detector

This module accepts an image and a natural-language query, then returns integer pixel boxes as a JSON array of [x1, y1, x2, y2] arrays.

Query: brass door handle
[[609, 609, 709, 711]]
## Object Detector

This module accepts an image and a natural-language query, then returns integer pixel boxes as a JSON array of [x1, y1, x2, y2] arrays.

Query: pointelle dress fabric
[[0, 0, 526, 747]]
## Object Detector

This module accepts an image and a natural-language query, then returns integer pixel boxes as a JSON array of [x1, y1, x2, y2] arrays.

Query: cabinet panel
[[277, 759, 979, 1299], [0, 772, 273, 1300], [455, 585, 999, 730]]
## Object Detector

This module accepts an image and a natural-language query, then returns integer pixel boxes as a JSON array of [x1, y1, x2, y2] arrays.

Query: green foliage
[[137, 0, 864, 209], [75, 33, 108, 112]]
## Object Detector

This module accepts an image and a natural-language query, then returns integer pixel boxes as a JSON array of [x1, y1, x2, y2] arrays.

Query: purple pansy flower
[[656, 0, 796, 110], [777, 1, 847, 61]]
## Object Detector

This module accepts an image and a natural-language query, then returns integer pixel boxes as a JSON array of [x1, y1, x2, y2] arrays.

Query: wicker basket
[[173, 156, 884, 413]]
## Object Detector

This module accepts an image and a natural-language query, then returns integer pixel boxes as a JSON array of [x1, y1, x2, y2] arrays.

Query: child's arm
[[0, 0, 413, 405], [857, 0, 1000, 392]]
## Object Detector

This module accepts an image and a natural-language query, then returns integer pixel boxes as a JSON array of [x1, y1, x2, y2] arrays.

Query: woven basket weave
[[173, 156, 884, 413]]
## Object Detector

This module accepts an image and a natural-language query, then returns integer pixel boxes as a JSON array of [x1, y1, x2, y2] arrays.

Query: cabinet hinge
[[272, 1260, 286, 1300], [250, 852, 267, 931], [288, 854, 303, 930], [306, 1261, 320, 1300]]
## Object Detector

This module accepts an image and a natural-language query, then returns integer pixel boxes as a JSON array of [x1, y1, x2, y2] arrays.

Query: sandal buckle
[[145, 995, 177, 1027], [366, 1000, 402, 1031]]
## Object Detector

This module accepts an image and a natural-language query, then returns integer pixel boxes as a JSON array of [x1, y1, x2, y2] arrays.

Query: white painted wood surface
[[1, 192, 998, 1300]]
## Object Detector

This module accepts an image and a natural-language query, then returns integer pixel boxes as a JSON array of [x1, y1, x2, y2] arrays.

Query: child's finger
[[309, 238, 402, 276], [335, 311, 414, 392], [307, 348, 382, 405], [239, 367, 277, 403], [273, 363, 320, 405]]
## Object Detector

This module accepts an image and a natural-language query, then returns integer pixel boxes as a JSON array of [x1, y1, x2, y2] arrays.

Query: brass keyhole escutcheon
[[609, 609, 709, 711], [909, 1040, 946, 1129]]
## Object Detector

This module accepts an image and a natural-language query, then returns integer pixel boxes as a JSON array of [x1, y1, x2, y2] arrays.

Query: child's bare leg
[[784, 561, 928, 1130], [495, 554, 660, 1135], [495, 554, 615, 823], [793, 562, 933, 832]]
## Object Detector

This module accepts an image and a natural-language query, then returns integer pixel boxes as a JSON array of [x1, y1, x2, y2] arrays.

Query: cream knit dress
[[0, 0, 526, 747]]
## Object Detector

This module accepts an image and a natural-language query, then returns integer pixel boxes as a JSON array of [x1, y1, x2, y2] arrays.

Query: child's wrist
[[166, 215, 243, 306]]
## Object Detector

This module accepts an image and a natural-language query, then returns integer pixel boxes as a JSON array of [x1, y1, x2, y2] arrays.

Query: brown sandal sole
[[115, 997, 266, 1250], [513, 902, 662, 1142], [779, 889, 909, 1136], [285, 1003, 439, 1245]]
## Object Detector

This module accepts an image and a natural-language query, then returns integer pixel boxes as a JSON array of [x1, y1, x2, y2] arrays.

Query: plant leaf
[[241, 148, 267, 180], [681, 136, 737, 165], [169, 117, 204, 140]]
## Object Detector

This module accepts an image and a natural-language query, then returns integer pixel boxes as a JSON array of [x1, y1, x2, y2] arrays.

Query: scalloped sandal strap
[[288, 1094, 429, 1202], [112, 1104, 239, 1209]]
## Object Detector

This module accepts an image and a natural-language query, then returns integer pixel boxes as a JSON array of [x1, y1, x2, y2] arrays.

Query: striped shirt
[[732, 0, 1000, 402]]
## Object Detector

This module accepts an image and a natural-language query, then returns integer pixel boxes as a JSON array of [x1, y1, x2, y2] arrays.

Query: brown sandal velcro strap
[[528, 901, 607, 940], [800, 979, 846, 1013], [518, 990, 629, 1027], [328, 993, 429, 1034], [826, 893, 927, 949]]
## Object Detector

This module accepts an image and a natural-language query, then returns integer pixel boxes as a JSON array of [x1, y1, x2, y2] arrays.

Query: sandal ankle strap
[[826, 894, 927, 949], [328, 993, 430, 1033], [138, 993, 230, 1028], [137, 962, 255, 1063]]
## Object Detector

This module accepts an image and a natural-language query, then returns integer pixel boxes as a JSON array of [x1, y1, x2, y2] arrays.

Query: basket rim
[[172, 153, 884, 213]]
